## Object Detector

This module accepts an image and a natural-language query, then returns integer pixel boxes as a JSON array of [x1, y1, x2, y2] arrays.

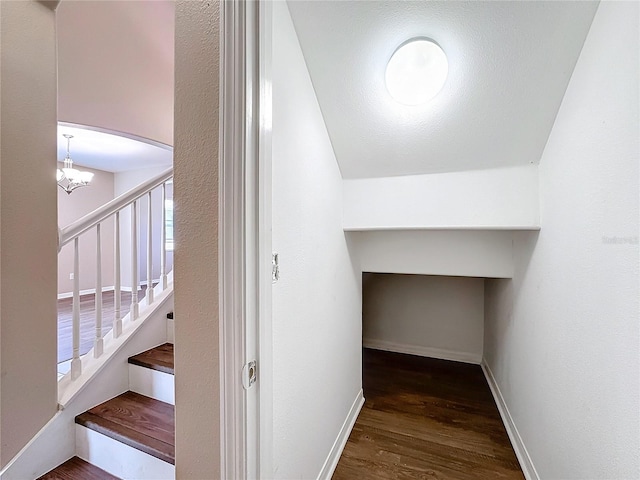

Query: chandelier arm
[[57, 133, 93, 195]]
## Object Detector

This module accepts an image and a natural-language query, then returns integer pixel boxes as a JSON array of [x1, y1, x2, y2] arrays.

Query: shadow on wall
[[361, 270, 487, 364], [484, 230, 540, 366]]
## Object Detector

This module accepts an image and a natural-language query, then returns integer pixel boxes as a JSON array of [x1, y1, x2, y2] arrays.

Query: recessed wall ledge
[[343, 225, 541, 232]]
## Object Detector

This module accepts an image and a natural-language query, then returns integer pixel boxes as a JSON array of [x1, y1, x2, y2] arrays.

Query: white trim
[[58, 121, 173, 152], [220, 2, 270, 477], [363, 338, 482, 365], [257, 1, 274, 478], [219, 1, 252, 478], [243, 2, 264, 479], [316, 389, 365, 480], [58, 286, 114, 300], [344, 225, 541, 232], [481, 360, 540, 480], [57, 279, 162, 299]]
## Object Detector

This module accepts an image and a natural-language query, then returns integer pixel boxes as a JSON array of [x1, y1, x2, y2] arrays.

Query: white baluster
[[131, 200, 139, 320], [114, 211, 122, 337], [94, 223, 104, 358], [70, 237, 81, 380], [160, 183, 168, 290], [147, 191, 154, 305]]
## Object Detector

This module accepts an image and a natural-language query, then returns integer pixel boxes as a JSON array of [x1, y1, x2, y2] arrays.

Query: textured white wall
[[272, 3, 362, 478], [173, 1, 221, 478], [57, 1, 174, 145], [352, 230, 514, 278], [344, 166, 539, 230], [0, 1, 58, 468], [484, 2, 639, 478], [58, 165, 115, 295], [363, 273, 484, 363]]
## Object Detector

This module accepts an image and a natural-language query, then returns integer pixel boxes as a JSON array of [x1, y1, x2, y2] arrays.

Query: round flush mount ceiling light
[[385, 38, 448, 106]]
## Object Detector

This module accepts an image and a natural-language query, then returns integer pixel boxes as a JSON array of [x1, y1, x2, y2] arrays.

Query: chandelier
[[56, 134, 94, 194]]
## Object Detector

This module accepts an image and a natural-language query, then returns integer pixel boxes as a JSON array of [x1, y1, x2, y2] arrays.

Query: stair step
[[38, 456, 120, 480], [75, 391, 175, 465], [128, 343, 174, 374]]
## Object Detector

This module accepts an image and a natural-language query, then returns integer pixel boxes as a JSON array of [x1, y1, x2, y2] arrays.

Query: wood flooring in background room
[[57, 286, 148, 363], [333, 348, 525, 480]]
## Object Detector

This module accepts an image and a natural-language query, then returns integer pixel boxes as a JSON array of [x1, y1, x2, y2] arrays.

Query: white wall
[[484, 3, 639, 478], [58, 164, 115, 295], [352, 230, 514, 278], [344, 166, 539, 231], [363, 273, 484, 364], [173, 1, 221, 477], [0, 1, 58, 468], [272, 3, 362, 479]]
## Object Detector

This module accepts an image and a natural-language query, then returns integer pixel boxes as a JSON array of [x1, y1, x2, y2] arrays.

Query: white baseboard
[[363, 338, 482, 365], [58, 286, 115, 300], [481, 360, 539, 480], [316, 389, 364, 480], [58, 279, 162, 299]]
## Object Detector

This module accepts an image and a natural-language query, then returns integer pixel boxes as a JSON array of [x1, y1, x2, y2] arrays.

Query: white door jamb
[[220, 1, 251, 478], [220, 1, 272, 478]]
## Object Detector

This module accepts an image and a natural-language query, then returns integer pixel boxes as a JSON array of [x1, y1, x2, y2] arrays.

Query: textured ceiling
[[288, 1, 599, 178]]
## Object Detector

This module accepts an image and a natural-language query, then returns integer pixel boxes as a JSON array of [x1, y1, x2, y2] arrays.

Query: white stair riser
[[128, 364, 175, 405], [76, 425, 174, 480]]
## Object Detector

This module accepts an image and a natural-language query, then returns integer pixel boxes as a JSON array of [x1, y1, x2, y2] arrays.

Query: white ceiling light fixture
[[57, 134, 94, 194], [385, 38, 448, 106]]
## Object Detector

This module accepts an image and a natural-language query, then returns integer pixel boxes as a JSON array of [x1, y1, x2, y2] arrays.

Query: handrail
[[59, 167, 173, 248], [57, 165, 173, 383]]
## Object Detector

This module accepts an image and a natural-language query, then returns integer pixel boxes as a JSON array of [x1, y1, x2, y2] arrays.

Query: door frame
[[220, 1, 272, 478], [256, 1, 274, 478]]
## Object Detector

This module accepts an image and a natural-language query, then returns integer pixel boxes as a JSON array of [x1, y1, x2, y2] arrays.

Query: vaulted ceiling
[[288, 1, 599, 178], [57, 0, 174, 172]]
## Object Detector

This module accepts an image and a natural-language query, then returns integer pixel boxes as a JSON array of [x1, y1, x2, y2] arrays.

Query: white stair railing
[[58, 168, 173, 381]]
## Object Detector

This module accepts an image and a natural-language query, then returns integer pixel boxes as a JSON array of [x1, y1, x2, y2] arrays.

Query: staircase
[[0, 168, 177, 480], [39, 329, 175, 479]]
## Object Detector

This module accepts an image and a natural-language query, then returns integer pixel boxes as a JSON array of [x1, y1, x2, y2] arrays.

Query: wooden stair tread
[[75, 391, 175, 464], [38, 456, 120, 480], [128, 343, 174, 374]]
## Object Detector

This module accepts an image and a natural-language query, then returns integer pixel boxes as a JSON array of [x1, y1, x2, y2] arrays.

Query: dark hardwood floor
[[333, 348, 524, 480], [57, 287, 148, 363]]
